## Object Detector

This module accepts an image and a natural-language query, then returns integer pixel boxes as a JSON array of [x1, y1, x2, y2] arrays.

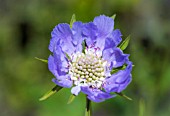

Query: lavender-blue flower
[[48, 15, 132, 102]]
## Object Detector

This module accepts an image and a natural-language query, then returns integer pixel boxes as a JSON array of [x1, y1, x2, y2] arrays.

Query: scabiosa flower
[[48, 15, 132, 103]]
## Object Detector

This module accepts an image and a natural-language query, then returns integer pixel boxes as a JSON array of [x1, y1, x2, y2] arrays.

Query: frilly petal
[[110, 29, 122, 46], [103, 61, 132, 93], [71, 86, 81, 96], [82, 22, 98, 47], [52, 75, 73, 88], [51, 47, 73, 88], [117, 74, 132, 93], [53, 45, 69, 73], [86, 15, 114, 55], [72, 21, 84, 52], [49, 37, 58, 52], [48, 45, 69, 81], [48, 55, 59, 78], [103, 37, 116, 50], [103, 48, 128, 68], [87, 92, 115, 103], [50, 23, 75, 56], [81, 86, 115, 102], [93, 15, 114, 37]]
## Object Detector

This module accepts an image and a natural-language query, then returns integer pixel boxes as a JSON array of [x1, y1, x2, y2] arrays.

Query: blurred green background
[[0, 0, 170, 116]]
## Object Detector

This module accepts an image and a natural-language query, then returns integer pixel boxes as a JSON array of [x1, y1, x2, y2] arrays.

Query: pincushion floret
[[48, 15, 133, 102], [69, 48, 108, 89]]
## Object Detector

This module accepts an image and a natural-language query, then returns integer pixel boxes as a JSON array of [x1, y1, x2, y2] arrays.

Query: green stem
[[85, 96, 92, 116]]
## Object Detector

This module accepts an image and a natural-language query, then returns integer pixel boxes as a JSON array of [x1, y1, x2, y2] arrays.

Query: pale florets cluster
[[69, 49, 108, 88]]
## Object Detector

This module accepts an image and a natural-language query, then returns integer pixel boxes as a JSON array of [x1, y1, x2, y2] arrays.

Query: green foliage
[[65, 53, 71, 60], [139, 99, 145, 116], [35, 57, 48, 63], [119, 35, 131, 51], [110, 64, 127, 74], [111, 14, 116, 20], [70, 14, 76, 28], [115, 92, 132, 101], [67, 94, 76, 104], [82, 40, 86, 53], [39, 85, 62, 101]]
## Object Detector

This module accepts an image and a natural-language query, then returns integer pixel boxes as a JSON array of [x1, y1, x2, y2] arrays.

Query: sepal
[[119, 35, 130, 51], [110, 64, 127, 74], [81, 40, 86, 53], [115, 92, 132, 101], [67, 94, 76, 104], [35, 57, 48, 63], [39, 85, 63, 101], [70, 14, 76, 28], [111, 14, 116, 20], [65, 53, 71, 60]]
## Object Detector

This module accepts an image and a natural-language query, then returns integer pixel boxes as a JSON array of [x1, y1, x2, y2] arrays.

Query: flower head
[[48, 15, 132, 102]]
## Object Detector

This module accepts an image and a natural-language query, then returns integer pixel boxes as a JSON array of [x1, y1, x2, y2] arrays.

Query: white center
[[69, 49, 107, 88]]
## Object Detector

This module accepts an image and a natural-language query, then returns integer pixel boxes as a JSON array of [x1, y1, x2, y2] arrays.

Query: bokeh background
[[0, 0, 170, 116]]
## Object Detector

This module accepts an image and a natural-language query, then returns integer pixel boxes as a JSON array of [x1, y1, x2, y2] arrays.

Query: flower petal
[[52, 75, 73, 88], [49, 26, 61, 52], [103, 37, 116, 50], [51, 23, 75, 56], [103, 61, 132, 93], [90, 15, 114, 55], [48, 55, 59, 78], [103, 48, 128, 69], [48, 45, 69, 81], [110, 29, 122, 46], [72, 22, 84, 52], [87, 91, 115, 103], [49, 37, 58, 52], [53, 45, 69, 73], [117, 74, 132, 93], [93, 15, 114, 37], [81, 86, 93, 96], [82, 22, 98, 47], [81, 86, 115, 102], [71, 86, 81, 96]]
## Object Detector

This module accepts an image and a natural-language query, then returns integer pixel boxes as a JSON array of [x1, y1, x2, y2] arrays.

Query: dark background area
[[0, 0, 170, 116]]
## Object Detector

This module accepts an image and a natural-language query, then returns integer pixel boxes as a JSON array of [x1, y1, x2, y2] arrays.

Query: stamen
[[68, 49, 107, 88]]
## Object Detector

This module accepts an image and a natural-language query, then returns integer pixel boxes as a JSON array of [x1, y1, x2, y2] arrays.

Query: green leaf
[[82, 40, 86, 54], [139, 98, 145, 116], [70, 14, 76, 28], [35, 57, 48, 63], [119, 35, 131, 51], [39, 85, 63, 101], [111, 14, 116, 20], [110, 64, 127, 74], [67, 94, 76, 104], [110, 69, 119, 75], [115, 92, 132, 101], [65, 53, 71, 60]]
